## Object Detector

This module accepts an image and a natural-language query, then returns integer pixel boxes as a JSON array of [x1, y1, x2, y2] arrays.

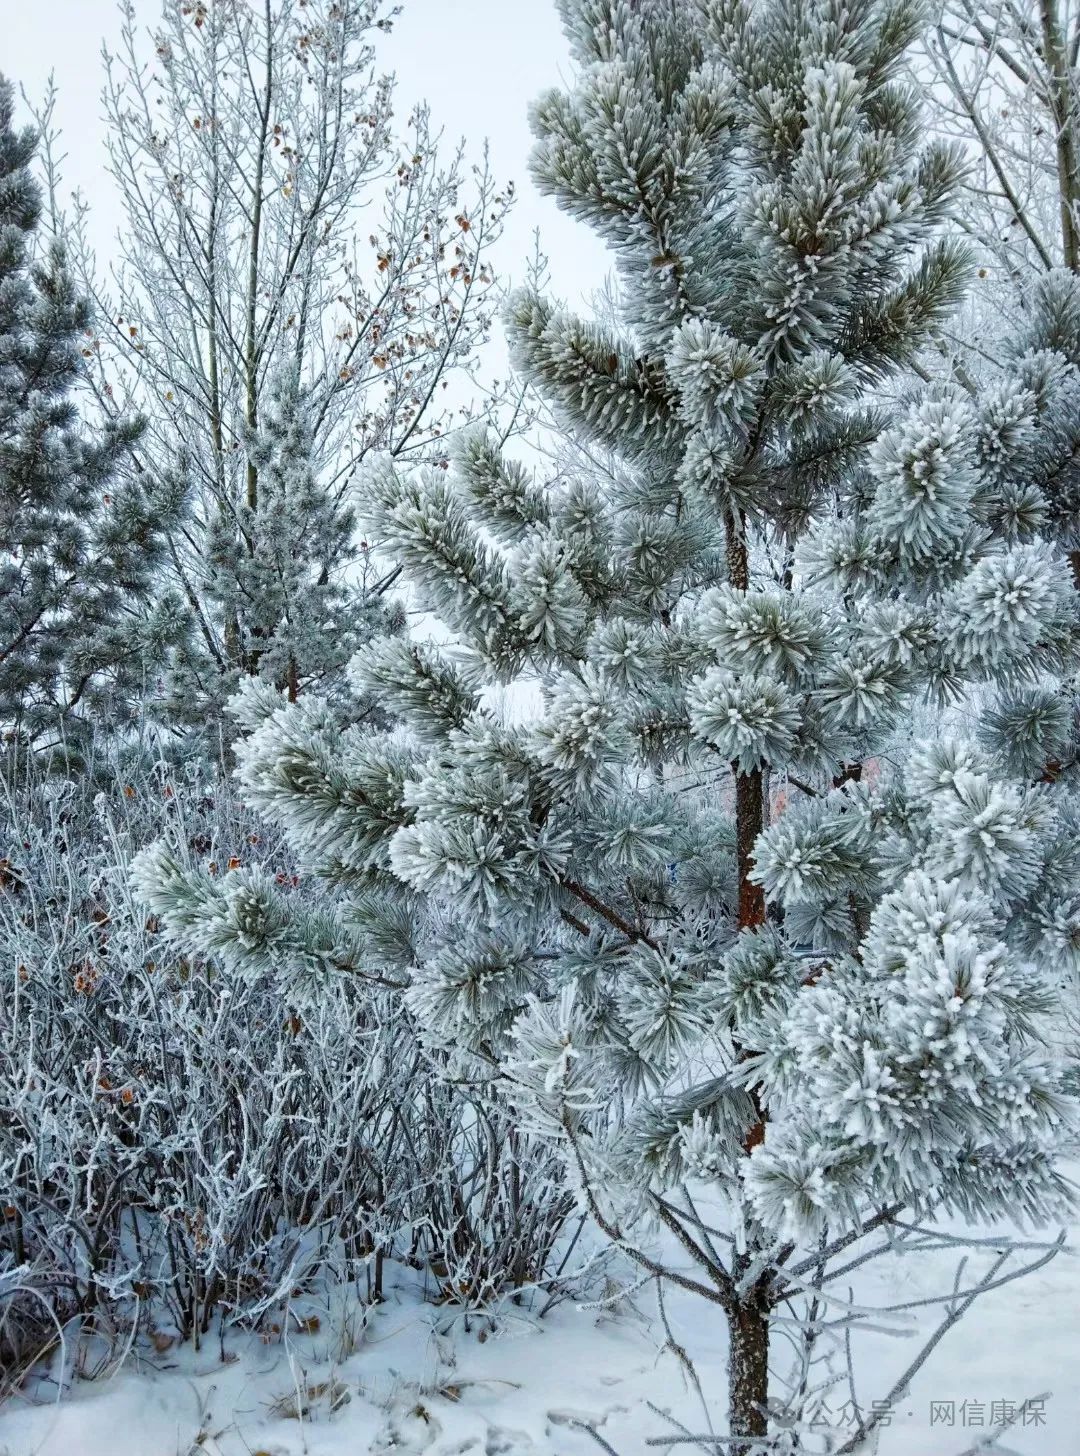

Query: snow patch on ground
[[3, 1224, 1078, 1455]]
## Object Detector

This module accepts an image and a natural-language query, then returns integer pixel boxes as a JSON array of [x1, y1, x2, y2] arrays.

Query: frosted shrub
[[0, 755, 577, 1389]]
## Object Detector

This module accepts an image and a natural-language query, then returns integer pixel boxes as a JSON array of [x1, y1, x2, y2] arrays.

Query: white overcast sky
[[6, 0, 610, 328]]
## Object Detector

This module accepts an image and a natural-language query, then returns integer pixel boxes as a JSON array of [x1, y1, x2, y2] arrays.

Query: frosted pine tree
[[940, 268, 1080, 794], [184, 363, 394, 710], [0, 76, 183, 760], [136, 0, 1079, 1444]]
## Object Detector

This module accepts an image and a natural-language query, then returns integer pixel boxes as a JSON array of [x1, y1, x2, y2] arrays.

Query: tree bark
[[1039, 0, 1080, 270], [721, 511, 772, 1436], [728, 1271, 771, 1440], [735, 767, 766, 927], [725, 508, 767, 928]]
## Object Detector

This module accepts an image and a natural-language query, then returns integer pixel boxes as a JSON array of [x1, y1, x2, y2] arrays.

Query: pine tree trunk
[[723, 513, 770, 1434], [724, 507, 767, 926], [728, 1279, 771, 1440], [735, 767, 766, 927]]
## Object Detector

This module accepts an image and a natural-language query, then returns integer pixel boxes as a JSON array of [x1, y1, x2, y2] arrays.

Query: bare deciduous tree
[[68, 0, 510, 730], [926, 0, 1080, 288]]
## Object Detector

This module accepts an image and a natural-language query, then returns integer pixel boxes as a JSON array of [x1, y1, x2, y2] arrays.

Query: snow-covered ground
[[4, 1214, 1077, 1456]]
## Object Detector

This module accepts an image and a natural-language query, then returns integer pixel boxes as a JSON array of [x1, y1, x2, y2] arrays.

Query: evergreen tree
[[0, 75, 182, 759], [135, 0, 1079, 1443], [177, 363, 392, 710], [957, 264, 1080, 942]]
